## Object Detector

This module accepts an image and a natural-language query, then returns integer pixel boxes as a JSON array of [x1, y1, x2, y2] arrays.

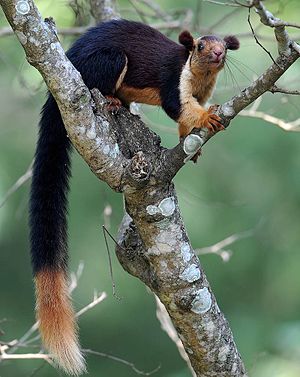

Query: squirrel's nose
[[213, 48, 223, 57]]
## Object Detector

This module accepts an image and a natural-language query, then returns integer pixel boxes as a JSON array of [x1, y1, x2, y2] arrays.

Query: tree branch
[[1, 0, 299, 376], [89, 0, 119, 23]]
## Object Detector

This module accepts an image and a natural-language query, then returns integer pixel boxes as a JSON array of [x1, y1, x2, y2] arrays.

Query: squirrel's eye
[[198, 42, 204, 51]]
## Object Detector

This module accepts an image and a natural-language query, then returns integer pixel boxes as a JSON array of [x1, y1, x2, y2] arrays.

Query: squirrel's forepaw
[[200, 105, 224, 133], [105, 95, 122, 113]]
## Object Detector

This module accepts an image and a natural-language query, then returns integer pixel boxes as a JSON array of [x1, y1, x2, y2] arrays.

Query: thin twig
[[247, 8, 278, 65], [195, 228, 254, 262], [69, 260, 85, 293], [83, 348, 161, 376], [0, 353, 52, 362], [252, 0, 292, 53], [7, 323, 39, 355], [75, 291, 107, 317], [102, 225, 122, 299], [201, 0, 241, 7], [240, 110, 300, 131], [134, 0, 171, 21], [0, 160, 33, 208], [269, 85, 300, 96], [0, 25, 89, 37]]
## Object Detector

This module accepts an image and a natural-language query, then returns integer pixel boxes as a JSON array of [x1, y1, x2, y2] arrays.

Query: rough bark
[[0, 0, 299, 376]]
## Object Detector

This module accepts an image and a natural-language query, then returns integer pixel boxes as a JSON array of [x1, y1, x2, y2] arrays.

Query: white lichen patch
[[218, 344, 230, 362], [158, 197, 175, 216], [94, 137, 102, 147], [15, 31, 27, 45], [156, 231, 177, 247], [204, 320, 216, 334], [101, 120, 110, 133], [156, 242, 173, 254], [183, 134, 203, 154], [103, 144, 110, 155], [181, 242, 192, 262], [130, 102, 140, 115], [147, 239, 174, 255], [147, 245, 161, 255], [50, 42, 59, 50], [109, 143, 119, 158], [15, 0, 30, 15], [28, 36, 40, 46], [76, 126, 86, 135], [147, 197, 175, 217], [191, 287, 212, 314], [156, 218, 172, 230], [222, 103, 235, 117], [231, 363, 237, 373], [86, 127, 96, 139], [180, 263, 201, 283], [146, 205, 160, 215], [183, 134, 203, 163]]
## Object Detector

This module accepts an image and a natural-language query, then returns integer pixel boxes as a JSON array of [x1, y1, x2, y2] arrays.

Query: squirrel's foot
[[178, 105, 224, 138], [105, 95, 122, 113], [199, 105, 224, 133]]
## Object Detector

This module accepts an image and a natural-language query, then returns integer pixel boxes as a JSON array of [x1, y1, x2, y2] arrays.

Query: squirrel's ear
[[224, 35, 240, 50], [179, 31, 194, 51]]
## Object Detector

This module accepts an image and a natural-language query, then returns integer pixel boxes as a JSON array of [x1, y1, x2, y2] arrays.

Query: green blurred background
[[1, 0, 300, 376]]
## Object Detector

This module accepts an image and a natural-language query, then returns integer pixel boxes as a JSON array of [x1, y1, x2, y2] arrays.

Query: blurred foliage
[[0, 0, 300, 376]]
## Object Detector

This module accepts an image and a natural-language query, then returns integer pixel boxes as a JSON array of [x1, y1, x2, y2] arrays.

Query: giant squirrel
[[29, 19, 239, 375]]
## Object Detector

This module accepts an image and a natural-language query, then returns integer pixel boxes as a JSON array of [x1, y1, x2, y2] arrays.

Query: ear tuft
[[179, 31, 194, 51], [224, 35, 240, 50]]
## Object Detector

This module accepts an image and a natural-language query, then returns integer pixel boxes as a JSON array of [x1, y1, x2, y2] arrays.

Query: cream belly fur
[[178, 57, 219, 137]]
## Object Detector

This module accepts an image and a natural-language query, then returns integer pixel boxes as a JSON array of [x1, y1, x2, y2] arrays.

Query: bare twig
[[102, 225, 120, 299], [0, 160, 33, 208], [103, 203, 112, 229], [0, 25, 89, 37], [5, 324, 39, 355], [131, 0, 171, 21], [69, 260, 85, 293], [201, 0, 241, 7], [89, 0, 119, 23], [83, 348, 161, 376], [269, 85, 300, 96], [3, 263, 106, 358], [239, 110, 300, 132], [247, 8, 277, 65], [75, 291, 107, 317], [195, 229, 254, 262], [0, 352, 53, 363], [252, 0, 291, 53]]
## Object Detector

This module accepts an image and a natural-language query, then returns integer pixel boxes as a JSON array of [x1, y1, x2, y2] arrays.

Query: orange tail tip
[[35, 269, 86, 375]]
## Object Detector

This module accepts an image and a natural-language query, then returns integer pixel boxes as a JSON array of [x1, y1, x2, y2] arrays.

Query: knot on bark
[[129, 151, 151, 181]]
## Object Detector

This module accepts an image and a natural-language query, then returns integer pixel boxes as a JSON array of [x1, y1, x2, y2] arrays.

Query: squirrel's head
[[179, 31, 239, 73]]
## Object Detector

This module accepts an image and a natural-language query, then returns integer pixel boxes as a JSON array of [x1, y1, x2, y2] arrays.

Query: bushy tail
[[35, 269, 85, 375], [29, 95, 86, 375]]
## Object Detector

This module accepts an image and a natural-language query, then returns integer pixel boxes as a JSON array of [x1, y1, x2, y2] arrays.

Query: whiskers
[[221, 55, 258, 94]]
